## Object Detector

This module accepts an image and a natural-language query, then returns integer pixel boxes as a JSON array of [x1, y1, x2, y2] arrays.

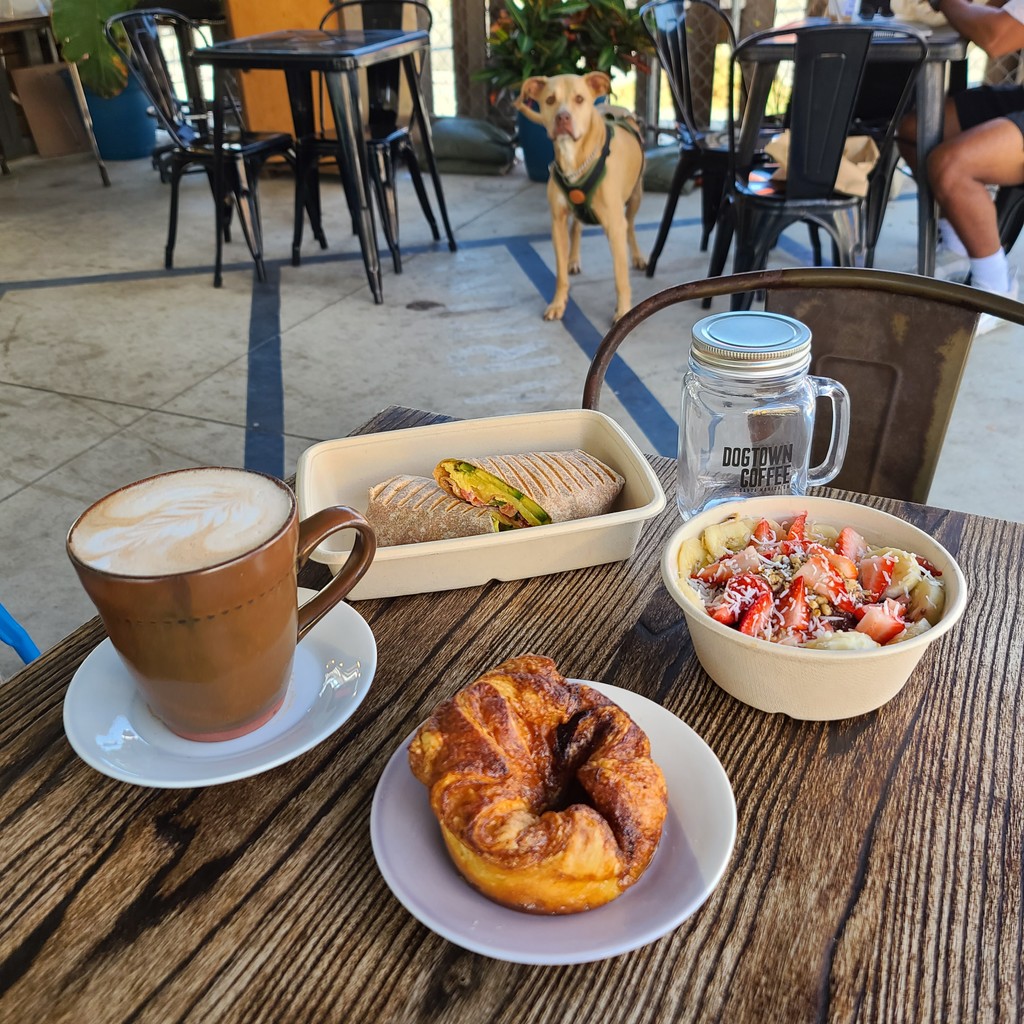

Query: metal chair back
[[582, 267, 1024, 503]]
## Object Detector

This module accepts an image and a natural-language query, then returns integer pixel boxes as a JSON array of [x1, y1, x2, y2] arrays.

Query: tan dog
[[517, 72, 646, 323]]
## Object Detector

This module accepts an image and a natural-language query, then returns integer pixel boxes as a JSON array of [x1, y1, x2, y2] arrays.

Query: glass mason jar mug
[[677, 311, 851, 520]]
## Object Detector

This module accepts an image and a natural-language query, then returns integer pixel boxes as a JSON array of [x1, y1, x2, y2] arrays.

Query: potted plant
[[475, 0, 651, 181], [51, 0, 156, 159]]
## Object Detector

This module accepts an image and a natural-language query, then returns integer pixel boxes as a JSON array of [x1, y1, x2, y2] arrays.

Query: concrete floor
[[1, 147, 1021, 678]]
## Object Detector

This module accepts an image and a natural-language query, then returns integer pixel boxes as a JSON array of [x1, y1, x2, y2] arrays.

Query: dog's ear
[[518, 77, 548, 104], [515, 77, 550, 125], [584, 71, 612, 98]]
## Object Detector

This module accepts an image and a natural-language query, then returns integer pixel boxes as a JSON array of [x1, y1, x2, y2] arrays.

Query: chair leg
[[703, 197, 735, 308], [807, 224, 823, 266], [305, 156, 328, 250], [996, 185, 1024, 254], [206, 165, 234, 244], [699, 165, 727, 252], [166, 166, 184, 270], [646, 151, 699, 277], [862, 148, 900, 268], [231, 156, 267, 282], [403, 144, 441, 240], [370, 145, 402, 274]]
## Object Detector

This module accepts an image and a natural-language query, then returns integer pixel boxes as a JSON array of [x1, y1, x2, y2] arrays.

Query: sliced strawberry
[[809, 543, 858, 581], [693, 545, 762, 585], [777, 575, 811, 632], [855, 598, 906, 645], [795, 552, 858, 613], [835, 526, 869, 562], [786, 512, 807, 542], [708, 573, 771, 625], [738, 591, 774, 638], [752, 518, 777, 545], [859, 554, 897, 601], [915, 555, 942, 577]]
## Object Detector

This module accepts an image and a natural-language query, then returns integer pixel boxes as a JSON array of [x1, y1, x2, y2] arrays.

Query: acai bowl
[[661, 496, 967, 720]]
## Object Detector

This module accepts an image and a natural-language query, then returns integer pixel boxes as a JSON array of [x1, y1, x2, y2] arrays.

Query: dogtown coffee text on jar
[[677, 311, 850, 519]]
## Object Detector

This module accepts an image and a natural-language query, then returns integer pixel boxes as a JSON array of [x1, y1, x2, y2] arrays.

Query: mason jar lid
[[690, 311, 812, 378]]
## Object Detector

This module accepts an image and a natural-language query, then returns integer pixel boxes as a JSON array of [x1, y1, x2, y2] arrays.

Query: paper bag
[[765, 131, 880, 198]]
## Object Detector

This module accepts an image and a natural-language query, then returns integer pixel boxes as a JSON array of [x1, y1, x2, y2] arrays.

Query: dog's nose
[[555, 110, 573, 131]]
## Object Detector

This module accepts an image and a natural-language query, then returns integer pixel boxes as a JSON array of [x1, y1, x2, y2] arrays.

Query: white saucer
[[370, 680, 736, 965], [63, 589, 376, 788]]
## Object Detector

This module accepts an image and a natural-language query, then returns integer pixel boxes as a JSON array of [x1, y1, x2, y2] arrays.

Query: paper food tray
[[295, 410, 667, 599]]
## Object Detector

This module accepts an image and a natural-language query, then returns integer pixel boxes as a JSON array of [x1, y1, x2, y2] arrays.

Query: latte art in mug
[[69, 468, 293, 576]]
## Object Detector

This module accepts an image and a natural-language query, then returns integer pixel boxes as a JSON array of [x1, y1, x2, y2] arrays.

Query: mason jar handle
[[807, 375, 851, 487]]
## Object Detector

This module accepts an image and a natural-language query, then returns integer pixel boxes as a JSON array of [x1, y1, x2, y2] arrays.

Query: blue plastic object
[[0, 601, 40, 664]]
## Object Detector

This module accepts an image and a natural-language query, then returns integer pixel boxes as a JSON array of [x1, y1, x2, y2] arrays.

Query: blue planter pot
[[516, 109, 553, 183], [84, 77, 156, 161]]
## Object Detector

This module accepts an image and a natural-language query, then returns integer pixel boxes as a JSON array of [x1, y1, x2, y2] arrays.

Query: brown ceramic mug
[[66, 466, 376, 742]]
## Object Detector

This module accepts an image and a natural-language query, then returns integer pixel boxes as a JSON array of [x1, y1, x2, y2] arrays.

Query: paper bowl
[[660, 496, 967, 720]]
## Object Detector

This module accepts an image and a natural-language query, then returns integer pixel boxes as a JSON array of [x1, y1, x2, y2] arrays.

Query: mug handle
[[807, 376, 852, 488], [294, 506, 377, 640]]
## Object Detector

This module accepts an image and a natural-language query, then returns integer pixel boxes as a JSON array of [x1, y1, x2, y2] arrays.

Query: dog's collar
[[550, 119, 615, 226], [550, 113, 644, 226]]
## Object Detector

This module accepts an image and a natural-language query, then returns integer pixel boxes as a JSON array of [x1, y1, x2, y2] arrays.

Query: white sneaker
[[974, 269, 1019, 337]]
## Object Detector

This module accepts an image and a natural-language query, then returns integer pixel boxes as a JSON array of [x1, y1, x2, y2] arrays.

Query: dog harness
[[550, 113, 644, 226]]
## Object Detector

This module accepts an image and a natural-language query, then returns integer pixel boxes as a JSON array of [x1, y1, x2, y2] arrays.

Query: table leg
[[324, 69, 383, 304], [402, 53, 456, 252], [915, 61, 944, 278], [284, 69, 322, 266], [212, 67, 225, 288]]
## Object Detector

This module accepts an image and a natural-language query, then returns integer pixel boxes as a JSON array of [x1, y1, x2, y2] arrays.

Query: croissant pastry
[[408, 654, 668, 914]]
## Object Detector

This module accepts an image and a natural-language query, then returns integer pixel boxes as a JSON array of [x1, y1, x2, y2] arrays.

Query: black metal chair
[[706, 23, 926, 307], [105, 8, 295, 280], [309, 0, 454, 273], [640, 0, 738, 274], [582, 266, 1024, 503]]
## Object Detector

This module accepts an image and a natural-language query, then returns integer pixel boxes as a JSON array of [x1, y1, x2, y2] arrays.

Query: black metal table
[[191, 28, 456, 298]]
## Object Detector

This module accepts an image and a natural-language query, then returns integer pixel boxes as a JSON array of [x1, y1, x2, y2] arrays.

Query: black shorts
[[954, 84, 1024, 139]]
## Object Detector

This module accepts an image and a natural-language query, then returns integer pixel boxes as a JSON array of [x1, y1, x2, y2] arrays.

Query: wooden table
[[1, 405, 1021, 1023], [191, 28, 456, 296], [735, 19, 968, 277]]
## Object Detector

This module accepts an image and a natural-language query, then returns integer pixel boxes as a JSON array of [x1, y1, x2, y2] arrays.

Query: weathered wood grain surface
[[1, 406, 1021, 1024]]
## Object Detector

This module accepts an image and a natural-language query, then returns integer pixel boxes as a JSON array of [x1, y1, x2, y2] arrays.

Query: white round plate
[[370, 681, 736, 965], [63, 589, 376, 788]]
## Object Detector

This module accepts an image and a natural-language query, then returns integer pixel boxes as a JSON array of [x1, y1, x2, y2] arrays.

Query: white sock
[[969, 249, 1011, 293], [938, 218, 968, 256]]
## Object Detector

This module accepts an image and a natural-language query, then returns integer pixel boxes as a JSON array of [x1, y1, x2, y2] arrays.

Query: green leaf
[[51, 0, 130, 97]]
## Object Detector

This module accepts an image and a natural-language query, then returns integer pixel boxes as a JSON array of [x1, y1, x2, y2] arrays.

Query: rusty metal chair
[[582, 266, 1024, 503]]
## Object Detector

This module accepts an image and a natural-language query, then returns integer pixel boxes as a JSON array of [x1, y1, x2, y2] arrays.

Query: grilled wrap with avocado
[[433, 451, 625, 527], [366, 476, 516, 546]]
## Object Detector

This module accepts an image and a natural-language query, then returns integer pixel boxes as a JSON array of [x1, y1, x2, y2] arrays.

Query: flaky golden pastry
[[408, 654, 668, 914]]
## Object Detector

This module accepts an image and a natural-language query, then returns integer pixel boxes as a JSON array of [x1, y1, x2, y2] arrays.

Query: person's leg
[[928, 117, 1024, 253], [900, 86, 1024, 279], [897, 96, 961, 174]]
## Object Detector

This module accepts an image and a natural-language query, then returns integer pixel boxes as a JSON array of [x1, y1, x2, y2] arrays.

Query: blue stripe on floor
[[244, 266, 285, 478], [505, 239, 678, 457]]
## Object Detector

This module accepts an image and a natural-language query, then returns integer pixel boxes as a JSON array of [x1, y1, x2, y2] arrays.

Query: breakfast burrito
[[433, 450, 625, 527], [366, 475, 516, 546]]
